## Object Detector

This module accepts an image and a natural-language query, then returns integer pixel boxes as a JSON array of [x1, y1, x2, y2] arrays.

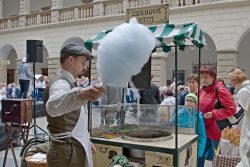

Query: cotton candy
[[96, 17, 156, 87]]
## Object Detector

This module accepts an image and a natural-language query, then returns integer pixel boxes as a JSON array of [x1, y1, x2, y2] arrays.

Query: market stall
[[85, 22, 206, 167]]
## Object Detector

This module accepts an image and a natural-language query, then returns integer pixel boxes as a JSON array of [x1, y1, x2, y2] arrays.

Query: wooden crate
[[93, 144, 123, 167], [145, 141, 197, 167], [1, 99, 33, 124], [179, 141, 197, 167], [145, 151, 173, 167]]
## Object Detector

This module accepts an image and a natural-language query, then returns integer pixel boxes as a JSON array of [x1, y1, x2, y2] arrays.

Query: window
[[172, 70, 185, 85], [192, 62, 217, 74]]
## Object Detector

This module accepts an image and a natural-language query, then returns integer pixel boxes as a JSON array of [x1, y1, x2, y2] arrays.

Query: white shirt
[[0, 87, 6, 99], [235, 80, 250, 167], [160, 96, 175, 105], [46, 69, 86, 117]]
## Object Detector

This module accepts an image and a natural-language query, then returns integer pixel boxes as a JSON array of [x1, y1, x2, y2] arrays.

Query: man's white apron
[[71, 105, 93, 167]]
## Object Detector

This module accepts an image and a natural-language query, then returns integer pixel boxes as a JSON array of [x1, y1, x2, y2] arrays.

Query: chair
[[36, 88, 45, 101], [31, 88, 45, 101]]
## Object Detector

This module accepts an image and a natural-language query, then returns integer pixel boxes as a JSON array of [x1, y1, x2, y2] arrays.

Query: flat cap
[[60, 44, 94, 60]]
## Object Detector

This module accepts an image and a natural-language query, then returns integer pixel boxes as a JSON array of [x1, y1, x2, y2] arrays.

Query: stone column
[[51, 0, 63, 22], [19, 0, 30, 27], [123, 0, 129, 12], [0, 64, 7, 83], [47, 57, 61, 78], [216, 49, 238, 84], [16, 59, 22, 86], [51, 0, 63, 9], [151, 49, 168, 87], [19, 0, 30, 15], [90, 49, 98, 78], [89, 57, 97, 79], [93, 0, 104, 17], [74, 8, 79, 20], [0, 0, 3, 19]]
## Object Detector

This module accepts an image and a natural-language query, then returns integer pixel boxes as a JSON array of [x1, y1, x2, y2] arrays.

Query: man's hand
[[79, 86, 106, 101], [204, 111, 213, 119], [91, 144, 97, 153]]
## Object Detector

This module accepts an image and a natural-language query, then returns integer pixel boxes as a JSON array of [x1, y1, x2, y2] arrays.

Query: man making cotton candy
[[44, 44, 106, 167]]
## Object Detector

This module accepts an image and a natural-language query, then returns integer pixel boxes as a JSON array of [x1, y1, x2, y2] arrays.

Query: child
[[178, 74, 199, 105], [171, 93, 207, 167]]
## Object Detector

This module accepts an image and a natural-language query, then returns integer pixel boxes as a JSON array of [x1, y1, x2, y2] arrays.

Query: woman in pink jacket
[[199, 66, 236, 166]]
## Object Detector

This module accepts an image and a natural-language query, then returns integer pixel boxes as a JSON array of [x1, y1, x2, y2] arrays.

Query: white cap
[[22, 57, 27, 63]]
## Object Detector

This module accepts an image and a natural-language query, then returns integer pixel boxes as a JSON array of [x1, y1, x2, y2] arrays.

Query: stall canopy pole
[[197, 47, 201, 112], [88, 60, 92, 132], [174, 43, 179, 167], [197, 47, 201, 167], [174, 44, 178, 149]]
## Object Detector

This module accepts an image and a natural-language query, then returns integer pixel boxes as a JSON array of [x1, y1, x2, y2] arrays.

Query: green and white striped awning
[[85, 23, 206, 52]]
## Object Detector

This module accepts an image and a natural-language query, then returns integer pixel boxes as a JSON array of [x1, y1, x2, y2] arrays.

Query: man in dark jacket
[[139, 82, 161, 104], [138, 75, 161, 124]]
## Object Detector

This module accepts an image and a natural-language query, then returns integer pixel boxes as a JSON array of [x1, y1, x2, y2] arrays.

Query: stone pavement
[[0, 116, 212, 167]]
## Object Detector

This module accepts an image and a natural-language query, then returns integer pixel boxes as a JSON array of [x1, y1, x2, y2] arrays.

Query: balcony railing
[[26, 10, 52, 27], [0, 19, 8, 30], [104, 0, 123, 15], [177, 0, 200, 6], [59, 3, 94, 22], [0, 0, 232, 31], [59, 7, 75, 22], [10, 16, 19, 28], [129, 0, 150, 7], [41, 11, 51, 24], [78, 4, 94, 19], [168, 0, 222, 7]]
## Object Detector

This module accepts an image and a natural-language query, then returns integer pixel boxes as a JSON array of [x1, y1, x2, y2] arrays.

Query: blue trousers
[[205, 147, 214, 159], [199, 138, 219, 167]]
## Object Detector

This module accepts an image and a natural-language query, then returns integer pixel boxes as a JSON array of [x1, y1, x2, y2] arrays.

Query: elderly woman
[[228, 69, 250, 167], [199, 66, 236, 166]]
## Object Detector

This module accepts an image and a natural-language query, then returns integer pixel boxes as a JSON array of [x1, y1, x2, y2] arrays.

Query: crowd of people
[[91, 65, 249, 167], [0, 57, 50, 105], [0, 78, 48, 100], [0, 77, 103, 104], [156, 66, 249, 167]]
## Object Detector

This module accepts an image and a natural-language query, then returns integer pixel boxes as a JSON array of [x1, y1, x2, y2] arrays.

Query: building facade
[[0, 0, 250, 86]]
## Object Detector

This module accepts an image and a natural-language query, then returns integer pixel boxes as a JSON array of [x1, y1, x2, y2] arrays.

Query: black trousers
[[18, 80, 30, 99]]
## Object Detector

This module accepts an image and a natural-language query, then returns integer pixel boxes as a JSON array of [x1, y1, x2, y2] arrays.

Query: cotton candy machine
[[122, 129, 173, 142], [122, 128, 173, 158], [91, 104, 198, 166], [90, 104, 175, 140]]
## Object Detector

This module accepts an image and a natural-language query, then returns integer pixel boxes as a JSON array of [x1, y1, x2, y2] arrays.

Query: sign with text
[[1, 60, 10, 65], [126, 3, 169, 25]]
